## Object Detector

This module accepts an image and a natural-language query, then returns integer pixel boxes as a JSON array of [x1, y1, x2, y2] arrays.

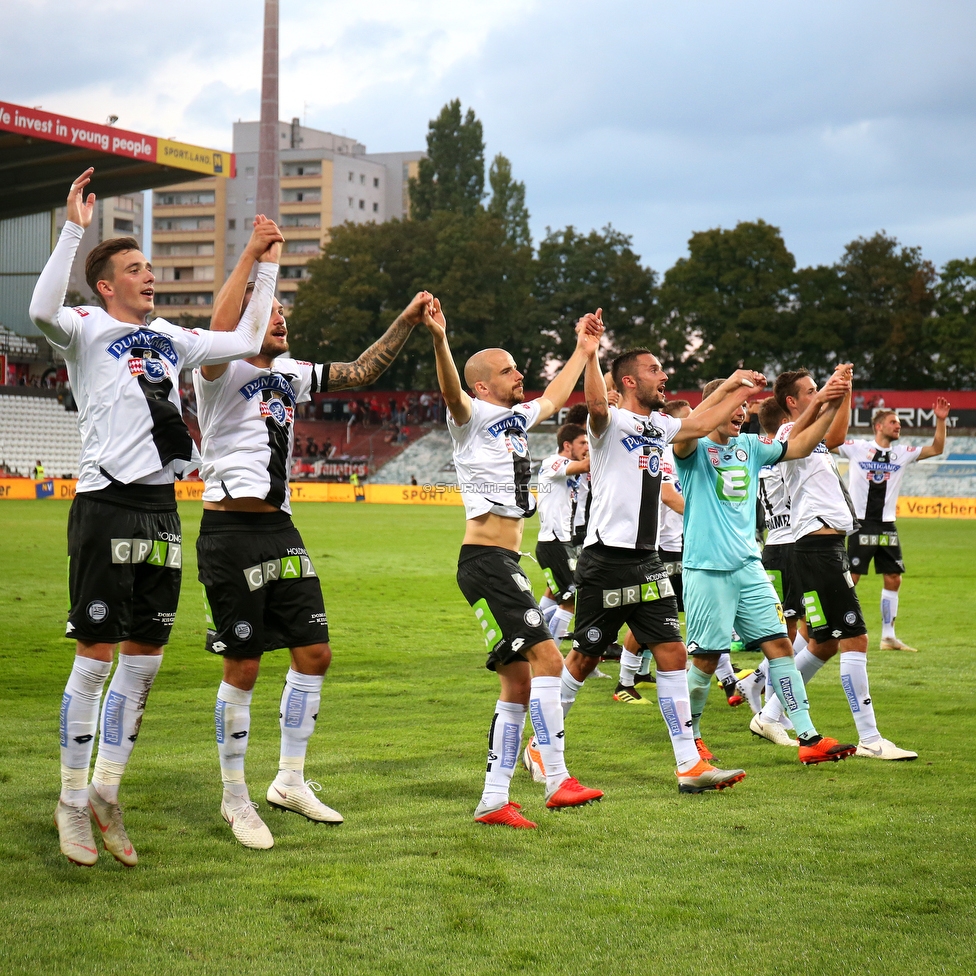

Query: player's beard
[[634, 380, 666, 413]]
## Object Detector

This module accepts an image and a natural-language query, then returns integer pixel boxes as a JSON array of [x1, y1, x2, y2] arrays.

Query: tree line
[[288, 100, 976, 390]]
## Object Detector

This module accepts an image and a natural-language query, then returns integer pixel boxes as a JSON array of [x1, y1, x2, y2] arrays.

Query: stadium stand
[[0, 390, 82, 477]]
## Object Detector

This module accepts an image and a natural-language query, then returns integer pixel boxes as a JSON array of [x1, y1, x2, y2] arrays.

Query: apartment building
[[151, 120, 423, 316]]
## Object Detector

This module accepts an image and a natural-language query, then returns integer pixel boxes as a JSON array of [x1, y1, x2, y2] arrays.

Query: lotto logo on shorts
[[242, 554, 318, 591], [602, 577, 675, 608], [112, 538, 182, 569]]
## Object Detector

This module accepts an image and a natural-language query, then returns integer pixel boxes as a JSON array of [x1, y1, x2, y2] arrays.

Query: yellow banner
[[156, 139, 232, 177], [895, 496, 976, 519], [5, 482, 972, 517]]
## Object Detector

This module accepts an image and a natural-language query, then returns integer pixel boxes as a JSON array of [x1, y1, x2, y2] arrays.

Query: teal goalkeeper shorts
[[683, 559, 787, 654]]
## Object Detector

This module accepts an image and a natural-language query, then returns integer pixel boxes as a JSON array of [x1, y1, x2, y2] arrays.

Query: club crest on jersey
[[107, 329, 178, 365], [128, 351, 169, 383], [638, 453, 661, 474], [259, 396, 294, 426], [505, 433, 528, 456]]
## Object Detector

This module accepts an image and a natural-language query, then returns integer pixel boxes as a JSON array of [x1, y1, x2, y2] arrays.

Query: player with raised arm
[[554, 343, 764, 793], [30, 169, 281, 867], [195, 243, 433, 848], [836, 400, 950, 651], [426, 299, 604, 828], [754, 369, 917, 761], [674, 373, 856, 767], [535, 424, 589, 642]]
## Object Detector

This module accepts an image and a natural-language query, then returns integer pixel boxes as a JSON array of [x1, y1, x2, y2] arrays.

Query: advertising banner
[[0, 101, 234, 178]]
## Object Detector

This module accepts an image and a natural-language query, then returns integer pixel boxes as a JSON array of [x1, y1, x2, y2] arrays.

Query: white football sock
[[715, 653, 735, 684], [278, 669, 323, 782], [560, 664, 584, 718], [839, 652, 881, 744], [795, 648, 826, 685], [618, 649, 641, 687], [539, 595, 557, 613], [216, 681, 253, 800], [881, 590, 898, 639], [793, 630, 808, 654], [529, 676, 569, 790], [59, 657, 112, 807], [655, 669, 700, 772], [550, 607, 574, 641], [480, 701, 527, 809], [91, 653, 163, 803]]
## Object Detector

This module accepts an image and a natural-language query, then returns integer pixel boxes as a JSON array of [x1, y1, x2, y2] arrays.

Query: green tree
[[487, 154, 531, 249], [654, 220, 796, 385], [533, 225, 657, 365], [931, 258, 976, 387], [288, 210, 538, 389], [835, 232, 937, 387], [409, 100, 485, 220]]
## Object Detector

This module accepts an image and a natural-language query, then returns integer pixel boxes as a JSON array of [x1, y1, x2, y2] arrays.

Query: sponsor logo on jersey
[[620, 433, 665, 453], [714, 465, 751, 502], [73, 308, 90, 317], [107, 329, 178, 365], [486, 414, 529, 438], [238, 373, 298, 402]]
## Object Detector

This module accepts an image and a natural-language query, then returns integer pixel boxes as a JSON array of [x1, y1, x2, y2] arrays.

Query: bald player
[[427, 299, 604, 827]]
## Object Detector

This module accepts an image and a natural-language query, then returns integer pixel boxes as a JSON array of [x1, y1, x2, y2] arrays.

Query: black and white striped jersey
[[193, 358, 329, 513], [584, 406, 683, 550], [29, 221, 276, 492], [836, 439, 922, 522], [448, 397, 544, 520]]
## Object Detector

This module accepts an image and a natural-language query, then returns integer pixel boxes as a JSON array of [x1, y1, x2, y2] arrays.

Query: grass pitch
[[0, 502, 974, 976]]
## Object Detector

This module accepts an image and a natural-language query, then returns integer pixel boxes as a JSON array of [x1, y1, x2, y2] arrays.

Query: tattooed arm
[[327, 291, 431, 390]]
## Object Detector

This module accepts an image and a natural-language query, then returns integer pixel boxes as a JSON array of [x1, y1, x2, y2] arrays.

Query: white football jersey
[[572, 472, 590, 541], [30, 222, 276, 492], [758, 461, 793, 546], [584, 406, 683, 550], [537, 453, 580, 542], [776, 422, 854, 539], [448, 397, 543, 521], [658, 443, 684, 551], [836, 439, 922, 522], [194, 357, 329, 513]]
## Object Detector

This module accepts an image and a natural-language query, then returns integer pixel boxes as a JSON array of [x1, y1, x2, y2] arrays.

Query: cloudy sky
[[5, 0, 976, 275]]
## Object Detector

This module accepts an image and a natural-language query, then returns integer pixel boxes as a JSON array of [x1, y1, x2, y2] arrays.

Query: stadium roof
[[0, 100, 235, 220]]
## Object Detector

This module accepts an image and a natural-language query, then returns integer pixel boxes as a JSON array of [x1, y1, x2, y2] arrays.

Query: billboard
[[0, 101, 234, 178]]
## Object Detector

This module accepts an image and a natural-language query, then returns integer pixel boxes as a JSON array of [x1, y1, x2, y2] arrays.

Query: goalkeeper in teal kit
[[674, 372, 857, 768]]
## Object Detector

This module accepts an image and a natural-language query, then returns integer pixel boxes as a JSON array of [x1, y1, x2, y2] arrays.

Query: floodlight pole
[[257, 0, 280, 222]]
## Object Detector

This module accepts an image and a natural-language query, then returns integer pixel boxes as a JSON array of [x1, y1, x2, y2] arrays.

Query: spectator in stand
[[410, 475, 418, 486], [419, 391, 431, 422], [32, 460, 45, 480], [368, 395, 381, 426], [322, 439, 333, 459], [305, 435, 315, 457], [307, 441, 319, 459]]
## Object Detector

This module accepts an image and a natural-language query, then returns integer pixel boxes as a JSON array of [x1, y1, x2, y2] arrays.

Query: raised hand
[[245, 217, 285, 262], [819, 372, 852, 403], [934, 396, 951, 420], [402, 291, 434, 326], [729, 368, 767, 391], [423, 297, 447, 340], [574, 308, 605, 355], [67, 168, 96, 229]]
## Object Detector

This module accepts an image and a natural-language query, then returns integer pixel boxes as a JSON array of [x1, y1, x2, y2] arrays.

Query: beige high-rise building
[[150, 120, 423, 317]]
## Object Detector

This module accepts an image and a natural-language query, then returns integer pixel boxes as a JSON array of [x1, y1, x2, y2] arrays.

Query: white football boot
[[749, 712, 797, 747], [221, 796, 274, 849], [266, 778, 343, 824], [88, 784, 137, 866], [54, 800, 98, 867], [855, 738, 918, 761]]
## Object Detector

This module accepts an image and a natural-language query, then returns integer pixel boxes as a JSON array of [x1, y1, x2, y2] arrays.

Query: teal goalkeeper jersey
[[675, 433, 787, 571]]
